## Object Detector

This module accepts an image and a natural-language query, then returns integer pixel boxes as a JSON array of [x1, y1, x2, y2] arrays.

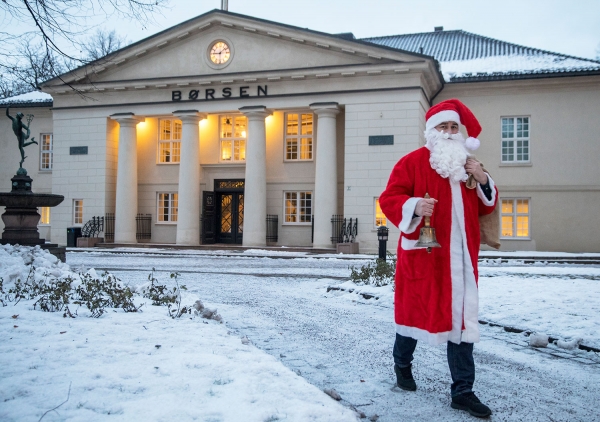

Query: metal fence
[[81, 216, 104, 238], [331, 215, 358, 244], [266, 214, 279, 242], [103, 213, 152, 242], [136, 214, 152, 240], [331, 215, 345, 244], [104, 213, 115, 242]]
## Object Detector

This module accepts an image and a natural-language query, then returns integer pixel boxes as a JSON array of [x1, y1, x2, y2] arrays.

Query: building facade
[[1, 10, 599, 253]]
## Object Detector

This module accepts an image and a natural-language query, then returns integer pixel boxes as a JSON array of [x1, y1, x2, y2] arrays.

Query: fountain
[[0, 108, 66, 261]]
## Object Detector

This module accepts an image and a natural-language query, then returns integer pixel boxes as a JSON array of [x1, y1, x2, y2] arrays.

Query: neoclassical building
[[1, 10, 599, 252]]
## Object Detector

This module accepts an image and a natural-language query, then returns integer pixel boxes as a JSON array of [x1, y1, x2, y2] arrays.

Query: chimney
[[221, 0, 228, 11], [434, 26, 443, 32]]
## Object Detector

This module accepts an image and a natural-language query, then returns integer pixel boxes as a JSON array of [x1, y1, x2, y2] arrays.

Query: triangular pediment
[[43, 10, 430, 88]]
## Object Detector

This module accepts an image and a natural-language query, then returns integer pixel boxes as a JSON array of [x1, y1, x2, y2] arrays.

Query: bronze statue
[[6, 108, 38, 168]]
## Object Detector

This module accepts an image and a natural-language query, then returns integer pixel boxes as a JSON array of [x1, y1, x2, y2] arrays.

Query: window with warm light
[[157, 193, 178, 222], [40, 133, 53, 170], [501, 198, 530, 238], [284, 191, 312, 224], [375, 198, 387, 227], [285, 113, 313, 161], [220, 115, 246, 162], [73, 199, 83, 225], [501, 117, 530, 163], [39, 207, 50, 225], [158, 119, 181, 163]]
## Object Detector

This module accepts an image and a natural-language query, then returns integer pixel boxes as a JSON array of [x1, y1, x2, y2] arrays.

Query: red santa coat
[[379, 146, 498, 345]]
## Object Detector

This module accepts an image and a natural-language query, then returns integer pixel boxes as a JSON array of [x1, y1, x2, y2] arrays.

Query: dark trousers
[[393, 333, 475, 397]]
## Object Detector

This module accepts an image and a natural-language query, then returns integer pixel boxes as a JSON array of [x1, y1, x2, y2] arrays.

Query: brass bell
[[414, 193, 441, 253]]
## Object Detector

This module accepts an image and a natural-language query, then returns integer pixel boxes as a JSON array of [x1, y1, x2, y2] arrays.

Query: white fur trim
[[401, 236, 426, 250], [465, 136, 480, 151], [396, 324, 450, 346], [476, 173, 497, 207], [425, 110, 461, 132], [399, 197, 423, 234], [449, 180, 480, 344]]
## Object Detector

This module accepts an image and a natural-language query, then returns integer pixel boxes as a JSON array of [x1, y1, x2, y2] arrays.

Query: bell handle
[[423, 192, 431, 228]]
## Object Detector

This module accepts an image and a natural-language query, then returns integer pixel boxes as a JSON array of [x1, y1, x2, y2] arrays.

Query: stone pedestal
[[0, 168, 66, 262]]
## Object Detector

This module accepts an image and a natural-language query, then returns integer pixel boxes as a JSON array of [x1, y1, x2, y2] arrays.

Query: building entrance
[[202, 179, 244, 244]]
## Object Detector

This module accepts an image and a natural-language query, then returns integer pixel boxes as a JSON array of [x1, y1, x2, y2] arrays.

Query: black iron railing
[[266, 214, 279, 242], [104, 213, 115, 242], [136, 214, 152, 240], [331, 215, 358, 244], [81, 216, 104, 238], [342, 217, 358, 243]]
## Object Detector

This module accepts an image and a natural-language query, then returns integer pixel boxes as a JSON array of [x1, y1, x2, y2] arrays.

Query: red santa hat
[[425, 99, 481, 150]]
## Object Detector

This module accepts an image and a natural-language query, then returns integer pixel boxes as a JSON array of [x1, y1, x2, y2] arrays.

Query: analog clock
[[210, 41, 231, 64]]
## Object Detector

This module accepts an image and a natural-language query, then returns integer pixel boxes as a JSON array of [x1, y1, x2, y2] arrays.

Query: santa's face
[[427, 123, 469, 183], [434, 121, 459, 134]]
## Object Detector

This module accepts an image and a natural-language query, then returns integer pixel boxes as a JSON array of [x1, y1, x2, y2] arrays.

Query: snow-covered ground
[[1, 245, 599, 421]]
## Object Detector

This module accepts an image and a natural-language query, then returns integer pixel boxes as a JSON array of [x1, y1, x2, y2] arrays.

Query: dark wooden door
[[217, 192, 244, 244], [202, 191, 216, 244]]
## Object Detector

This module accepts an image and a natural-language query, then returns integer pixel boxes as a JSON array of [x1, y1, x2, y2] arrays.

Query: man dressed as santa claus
[[379, 99, 497, 418]]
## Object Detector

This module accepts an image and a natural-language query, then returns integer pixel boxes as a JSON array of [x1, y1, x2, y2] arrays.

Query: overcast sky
[[111, 0, 600, 60]]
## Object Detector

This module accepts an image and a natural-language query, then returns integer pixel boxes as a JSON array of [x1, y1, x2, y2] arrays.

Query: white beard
[[426, 129, 469, 183]]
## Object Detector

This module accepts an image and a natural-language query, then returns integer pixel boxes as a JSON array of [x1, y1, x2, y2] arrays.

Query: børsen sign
[[172, 85, 268, 101]]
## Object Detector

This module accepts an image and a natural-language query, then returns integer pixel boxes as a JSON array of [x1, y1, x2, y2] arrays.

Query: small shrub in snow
[[73, 272, 140, 318], [140, 269, 188, 318], [349, 254, 396, 287]]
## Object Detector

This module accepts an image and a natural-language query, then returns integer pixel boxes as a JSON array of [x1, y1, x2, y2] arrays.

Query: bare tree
[[0, 0, 168, 98], [81, 29, 128, 62]]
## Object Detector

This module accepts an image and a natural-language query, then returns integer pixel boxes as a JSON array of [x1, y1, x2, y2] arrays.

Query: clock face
[[210, 41, 231, 64]]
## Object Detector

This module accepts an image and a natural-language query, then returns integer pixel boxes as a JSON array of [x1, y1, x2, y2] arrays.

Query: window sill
[[499, 162, 532, 167], [500, 237, 531, 240], [39, 170, 53, 173], [282, 223, 312, 226], [155, 222, 177, 225], [157, 162, 180, 165], [283, 159, 314, 163], [202, 163, 246, 168]]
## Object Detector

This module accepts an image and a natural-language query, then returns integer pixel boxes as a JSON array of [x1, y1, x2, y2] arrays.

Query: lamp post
[[377, 226, 389, 261]]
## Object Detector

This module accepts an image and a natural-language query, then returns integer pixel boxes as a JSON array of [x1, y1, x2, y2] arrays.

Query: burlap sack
[[466, 162, 501, 250]]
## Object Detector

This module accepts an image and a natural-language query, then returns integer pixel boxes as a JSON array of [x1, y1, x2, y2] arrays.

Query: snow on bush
[[0, 245, 221, 321]]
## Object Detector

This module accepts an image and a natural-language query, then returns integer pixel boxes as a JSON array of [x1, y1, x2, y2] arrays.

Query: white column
[[310, 102, 340, 249], [111, 113, 144, 244], [174, 110, 206, 245], [239, 106, 271, 247]]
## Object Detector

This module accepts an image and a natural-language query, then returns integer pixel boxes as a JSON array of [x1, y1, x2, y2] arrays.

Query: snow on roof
[[363, 30, 600, 82], [0, 91, 53, 107]]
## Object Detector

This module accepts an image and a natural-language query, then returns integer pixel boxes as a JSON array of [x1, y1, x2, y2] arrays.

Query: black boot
[[394, 364, 416, 391], [451, 392, 492, 418]]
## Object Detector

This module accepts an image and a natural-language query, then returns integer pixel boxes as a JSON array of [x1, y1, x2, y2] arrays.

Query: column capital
[[309, 102, 340, 116], [173, 110, 208, 123], [110, 113, 145, 126], [239, 105, 272, 119]]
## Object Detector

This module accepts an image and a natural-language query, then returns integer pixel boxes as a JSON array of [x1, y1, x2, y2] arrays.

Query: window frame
[[500, 197, 531, 240], [157, 118, 182, 164], [219, 114, 247, 163], [156, 192, 178, 224], [284, 112, 315, 162], [73, 199, 83, 226], [39, 133, 53, 171], [501, 116, 530, 164], [374, 197, 387, 228], [283, 191, 313, 225]]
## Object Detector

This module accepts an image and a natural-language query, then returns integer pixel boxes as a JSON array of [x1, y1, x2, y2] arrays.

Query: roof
[[0, 91, 53, 107], [362, 30, 600, 82]]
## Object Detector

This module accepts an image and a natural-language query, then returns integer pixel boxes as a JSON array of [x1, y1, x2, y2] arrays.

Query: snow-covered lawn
[[1, 245, 599, 421]]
